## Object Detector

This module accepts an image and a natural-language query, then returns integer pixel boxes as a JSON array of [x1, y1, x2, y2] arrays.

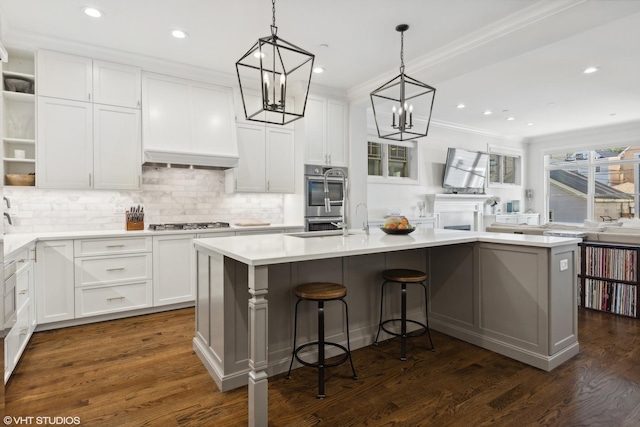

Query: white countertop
[[194, 228, 582, 266], [2, 223, 304, 259]]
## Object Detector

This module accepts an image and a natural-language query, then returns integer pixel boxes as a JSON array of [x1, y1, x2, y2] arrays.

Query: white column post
[[248, 265, 269, 427]]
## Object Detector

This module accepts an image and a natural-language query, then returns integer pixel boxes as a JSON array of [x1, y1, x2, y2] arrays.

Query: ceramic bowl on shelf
[[3, 77, 34, 94], [380, 227, 415, 235]]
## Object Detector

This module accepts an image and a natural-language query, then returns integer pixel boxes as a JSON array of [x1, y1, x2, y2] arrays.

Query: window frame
[[487, 145, 523, 188], [544, 146, 640, 224], [367, 136, 419, 185]]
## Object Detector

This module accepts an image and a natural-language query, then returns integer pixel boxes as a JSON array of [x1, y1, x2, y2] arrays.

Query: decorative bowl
[[380, 227, 415, 235], [4, 77, 34, 94], [6, 174, 35, 186]]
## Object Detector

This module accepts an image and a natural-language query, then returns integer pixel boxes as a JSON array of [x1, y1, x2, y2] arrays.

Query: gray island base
[[193, 228, 581, 427]]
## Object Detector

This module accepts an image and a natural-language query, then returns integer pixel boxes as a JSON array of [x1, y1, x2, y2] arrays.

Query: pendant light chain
[[399, 30, 405, 74], [271, 0, 277, 36]]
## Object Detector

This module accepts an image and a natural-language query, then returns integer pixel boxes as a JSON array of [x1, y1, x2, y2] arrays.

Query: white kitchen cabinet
[[228, 123, 294, 193], [93, 104, 141, 190], [232, 124, 265, 192], [74, 236, 153, 318], [38, 50, 141, 108], [152, 234, 195, 306], [36, 240, 75, 324], [37, 50, 92, 102], [4, 245, 36, 384], [142, 72, 237, 159], [93, 60, 141, 108], [304, 95, 348, 167], [37, 97, 141, 190], [37, 97, 93, 189]]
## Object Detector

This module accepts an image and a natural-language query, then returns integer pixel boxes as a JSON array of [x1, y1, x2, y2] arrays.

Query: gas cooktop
[[147, 222, 230, 231]]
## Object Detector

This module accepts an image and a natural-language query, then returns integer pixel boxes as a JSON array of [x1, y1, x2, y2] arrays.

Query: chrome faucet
[[356, 203, 369, 235], [4, 212, 12, 225], [323, 168, 349, 237]]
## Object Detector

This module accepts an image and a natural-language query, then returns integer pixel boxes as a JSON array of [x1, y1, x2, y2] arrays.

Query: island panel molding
[[193, 228, 580, 427]]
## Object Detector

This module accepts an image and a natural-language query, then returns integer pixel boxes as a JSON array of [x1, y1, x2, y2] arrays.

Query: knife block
[[125, 212, 144, 231]]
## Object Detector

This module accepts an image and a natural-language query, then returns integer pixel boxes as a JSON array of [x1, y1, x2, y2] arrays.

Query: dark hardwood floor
[[5, 307, 640, 426]]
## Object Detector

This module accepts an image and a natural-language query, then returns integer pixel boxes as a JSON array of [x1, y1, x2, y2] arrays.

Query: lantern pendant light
[[370, 24, 436, 141], [236, 0, 315, 126]]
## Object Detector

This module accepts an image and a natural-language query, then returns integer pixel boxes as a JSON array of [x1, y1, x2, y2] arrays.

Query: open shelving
[[579, 241, 639, 318], [2, 47, 36, 186]]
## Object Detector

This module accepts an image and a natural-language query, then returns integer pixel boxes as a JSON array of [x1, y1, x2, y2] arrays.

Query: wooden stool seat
[[382, 269, 427, 283], [295, 282, 347, 300]]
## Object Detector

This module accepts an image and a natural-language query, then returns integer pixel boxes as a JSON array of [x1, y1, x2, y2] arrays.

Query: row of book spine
[[584, 246, 637, 281], [583, 279, 637, 317]]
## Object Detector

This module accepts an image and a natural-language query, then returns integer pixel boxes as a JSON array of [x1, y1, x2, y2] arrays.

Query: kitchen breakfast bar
[[193, 228, 581, 426]]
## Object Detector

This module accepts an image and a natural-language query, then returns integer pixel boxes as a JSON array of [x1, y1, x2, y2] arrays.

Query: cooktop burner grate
[[147, 222, 230, 231]]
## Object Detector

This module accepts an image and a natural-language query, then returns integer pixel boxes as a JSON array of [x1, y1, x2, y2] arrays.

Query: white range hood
[[143, 149, 239, 169]]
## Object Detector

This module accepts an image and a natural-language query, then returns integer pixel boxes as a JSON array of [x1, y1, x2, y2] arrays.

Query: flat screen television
[[442, 147, 489, 190]]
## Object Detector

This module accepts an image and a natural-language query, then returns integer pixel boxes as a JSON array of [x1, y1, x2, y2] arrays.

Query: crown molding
[[347, 0, 588, 101]]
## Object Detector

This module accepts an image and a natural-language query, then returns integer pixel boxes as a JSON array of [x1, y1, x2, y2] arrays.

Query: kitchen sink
[[286, 230, 365, 238]]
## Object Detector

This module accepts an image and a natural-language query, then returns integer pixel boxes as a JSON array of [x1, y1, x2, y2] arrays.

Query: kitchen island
[[193, 228, 581, 427]]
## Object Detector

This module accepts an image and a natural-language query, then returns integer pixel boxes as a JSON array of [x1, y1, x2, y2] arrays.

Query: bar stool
[[286, 282, 358, 399], [374, 268, 435, 360]]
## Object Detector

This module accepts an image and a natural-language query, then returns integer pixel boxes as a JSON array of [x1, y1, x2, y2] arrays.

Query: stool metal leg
[[341, 298, 358, 380], [318, 300, 325, 399], [286, 298, 302, 379], [374, 280, 390, 345], [400, 282, 407, 361], [420, 282, 435, 351]]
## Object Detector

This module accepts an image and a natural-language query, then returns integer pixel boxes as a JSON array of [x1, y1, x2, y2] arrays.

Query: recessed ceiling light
[[456, 103, 465, 109], [583, 67, 599, 74], [483, 110, 492, 115], [526, 122, 534, 126], [313, 66, 325, 74], [171, 29, 188, 39], [506, 117, 515, 121], [83, 7, 103, 18]]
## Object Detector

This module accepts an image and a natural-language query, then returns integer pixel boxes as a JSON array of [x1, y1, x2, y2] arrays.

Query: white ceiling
[[1, 0, 639, 140]]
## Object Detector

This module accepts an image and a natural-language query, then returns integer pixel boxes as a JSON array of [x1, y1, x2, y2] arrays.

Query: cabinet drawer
[[75, 281, 152, 317], [75, 253, 152, 286], [5, 302, 33, 382], [15, 268, 31, 311], [74, 236, 152, 256]]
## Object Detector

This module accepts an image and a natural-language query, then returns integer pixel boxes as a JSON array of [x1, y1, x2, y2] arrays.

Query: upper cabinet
[[2, 48, 36, 186], [37, 50, 141, 108], [303, 95, 348, 167], [227, 123, 295, 193], [141, 72, 238, 166], [93, 60, 142, 109], [36, 49, 142, 189]]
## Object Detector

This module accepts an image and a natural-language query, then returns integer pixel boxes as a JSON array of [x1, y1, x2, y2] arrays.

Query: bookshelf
[[579, 242, 639, 318]]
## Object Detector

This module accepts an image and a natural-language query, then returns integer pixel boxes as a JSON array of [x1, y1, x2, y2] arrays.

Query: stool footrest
[[380, 319, 429, 338], [294, 341, 350, 369]]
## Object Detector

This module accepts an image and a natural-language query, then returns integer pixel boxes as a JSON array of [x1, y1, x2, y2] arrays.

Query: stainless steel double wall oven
[[304, 164, 348, 231]]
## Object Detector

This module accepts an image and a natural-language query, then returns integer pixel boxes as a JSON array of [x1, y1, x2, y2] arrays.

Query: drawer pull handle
[[107, 296, 125, 302], [106, 267, 125, 272], [106, 245, 125, 248], [18, 259, 25, 264], [19, 290, 27, 295]]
